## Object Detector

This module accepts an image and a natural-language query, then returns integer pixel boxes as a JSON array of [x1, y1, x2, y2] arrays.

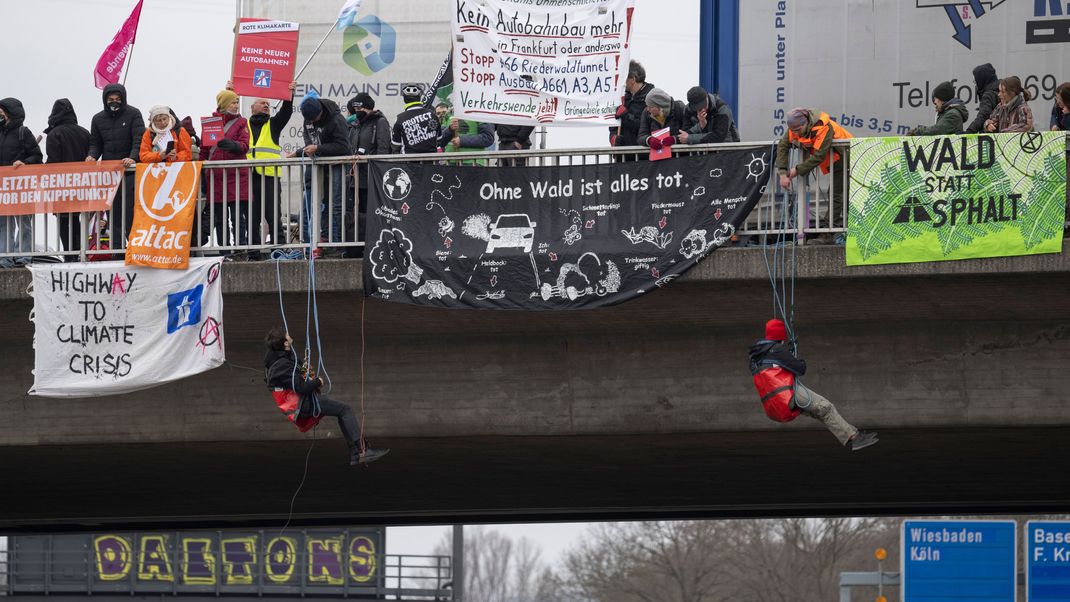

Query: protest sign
[[232, 18, 300, 101], [847, 132, 1067, 266], [126, 162, 202, 270], [29, 258, 225, 398], [201, 116, 224, 148], [450, 0, 636, 126], [0, 162, 124, 216], [364, 150, 771, 309]]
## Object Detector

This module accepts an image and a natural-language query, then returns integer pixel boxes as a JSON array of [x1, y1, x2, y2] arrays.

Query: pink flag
[[93, 0, 144, 89]]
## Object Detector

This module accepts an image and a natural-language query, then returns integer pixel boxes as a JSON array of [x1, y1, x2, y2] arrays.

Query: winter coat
[[299, 98, 351, 158], [139, 127, 194, 163], [610, 81, 654, 146], [985, 94, 1035, 133], [683, 92, 740, 144], [1050, 101, 1070, 131], [748, 339, 807, 376], [912, 99, 969, 136], [966, 63, 1000, 134], [636, 99, 689, 147], [248, 99, 293, 148], [391, 102, 442, 154], [43, 99, 90, 164], [497, 125, 535, 150], [264, 348, 325, 430], [202, 111, 250, 203], [348, 109, 392, 156], [438, 119, 495, 152], [0, 98, 43, 167], [87, 83, 144, 161]]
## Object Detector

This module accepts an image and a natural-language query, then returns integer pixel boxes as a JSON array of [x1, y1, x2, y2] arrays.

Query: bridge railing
[[1, 135, 1066, 263], [0, 540, 452, 600]]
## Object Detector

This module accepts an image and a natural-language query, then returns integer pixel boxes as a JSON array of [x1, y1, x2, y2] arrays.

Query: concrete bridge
[[1, 246, 1068, 531]]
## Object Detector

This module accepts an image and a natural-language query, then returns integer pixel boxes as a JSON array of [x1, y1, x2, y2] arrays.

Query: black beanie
[[933, 81, 955, 102]]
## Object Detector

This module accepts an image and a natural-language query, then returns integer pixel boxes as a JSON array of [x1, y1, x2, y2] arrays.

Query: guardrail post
[[309, 160, 320, 255], [451, 526, 464, 602]]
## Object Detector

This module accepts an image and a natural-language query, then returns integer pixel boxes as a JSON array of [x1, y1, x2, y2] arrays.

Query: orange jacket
[[776, 111, 852, 175], [139, 127, 193, 163]]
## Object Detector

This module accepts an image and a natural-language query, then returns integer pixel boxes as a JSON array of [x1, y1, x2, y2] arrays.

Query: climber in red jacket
[[748, 319, 878, 450], [264, 327, 389, 465]]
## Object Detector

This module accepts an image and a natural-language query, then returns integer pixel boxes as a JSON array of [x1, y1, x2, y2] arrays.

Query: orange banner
[[126, 162, 202, 270], [0, 161, 124, 216]]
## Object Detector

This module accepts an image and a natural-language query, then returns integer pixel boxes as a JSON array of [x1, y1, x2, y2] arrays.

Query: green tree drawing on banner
[[1015, 149, 1068, 250], [849, 160, 927, 261]]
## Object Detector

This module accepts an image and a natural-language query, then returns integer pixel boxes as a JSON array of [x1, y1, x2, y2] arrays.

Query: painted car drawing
[[486, 213, 537, 253]]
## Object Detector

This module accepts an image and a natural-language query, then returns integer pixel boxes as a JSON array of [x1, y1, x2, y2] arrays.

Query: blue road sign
[[1027, 521, 1070, 602], [902, 520, 1017, 602]]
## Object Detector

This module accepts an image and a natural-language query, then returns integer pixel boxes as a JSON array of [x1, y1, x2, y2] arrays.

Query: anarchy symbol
[[199, 317, 222, 348]]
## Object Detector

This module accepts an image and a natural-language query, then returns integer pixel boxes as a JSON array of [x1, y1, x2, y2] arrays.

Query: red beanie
[[765, 319, 787, 341]]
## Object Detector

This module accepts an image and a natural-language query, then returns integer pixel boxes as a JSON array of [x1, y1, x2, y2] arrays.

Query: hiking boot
[[850, 430, 879, 451], [350, 447, 390, 465]]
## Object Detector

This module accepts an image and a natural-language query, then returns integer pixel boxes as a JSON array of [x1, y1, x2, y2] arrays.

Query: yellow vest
[[247, 121, 281, 176]]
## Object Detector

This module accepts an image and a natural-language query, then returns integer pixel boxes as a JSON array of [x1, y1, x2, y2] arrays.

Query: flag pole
[[121, 42, 136, 86], [272, 25, 334, 109]]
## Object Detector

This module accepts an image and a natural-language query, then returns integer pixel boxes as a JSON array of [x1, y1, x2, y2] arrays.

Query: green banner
[[846, 132, 1066, 266]]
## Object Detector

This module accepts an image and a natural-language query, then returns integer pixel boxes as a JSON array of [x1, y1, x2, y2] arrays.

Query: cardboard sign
[[0, 161, 124, 216], [232, 18, 300, 101], [126, 162, 202, 270]]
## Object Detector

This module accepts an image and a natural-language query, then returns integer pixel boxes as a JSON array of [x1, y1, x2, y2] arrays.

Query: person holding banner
[[391, 84, 441, 155], [139, 106, 192, 163], [609, 60, 655, 149], [437, 100, 495, 164], [264, 327, 389, 466], [43, 99, 91, 262], [776, 108, 854, 245], [241, 80, 295, 260], [86, 83, 144, 244], [200, 90, 250, 255], [0, 98, 43, 267]]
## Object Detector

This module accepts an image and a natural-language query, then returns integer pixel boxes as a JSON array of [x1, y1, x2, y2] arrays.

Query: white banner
[[29, 258, 225, 398], [451, 0, 635, 126]]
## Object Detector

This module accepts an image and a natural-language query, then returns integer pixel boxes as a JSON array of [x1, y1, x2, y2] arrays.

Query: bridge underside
[[2, 252, 1070, 531], [1, 426, 1067, 532]]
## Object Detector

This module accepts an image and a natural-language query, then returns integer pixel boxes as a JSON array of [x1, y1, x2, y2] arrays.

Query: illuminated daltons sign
[[91, 530, 382, 588]]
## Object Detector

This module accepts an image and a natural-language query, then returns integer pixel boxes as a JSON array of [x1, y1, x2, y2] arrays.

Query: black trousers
[[200, 202, 236, 249], [303, 395, 360, 448], [58, 212, 82, 261], [244, 173, 280, 247]]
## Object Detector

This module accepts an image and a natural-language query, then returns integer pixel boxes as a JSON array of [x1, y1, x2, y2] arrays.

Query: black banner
[[363, 150, 771, 309]]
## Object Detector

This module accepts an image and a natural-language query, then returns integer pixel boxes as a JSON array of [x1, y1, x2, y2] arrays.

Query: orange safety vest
[[752, 365, 802, 423], [788, 112, 852, 174], [272, 389, 322, 432]]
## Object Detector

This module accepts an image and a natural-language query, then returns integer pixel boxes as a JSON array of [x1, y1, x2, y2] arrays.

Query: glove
[[610, 134, 619, 146], [216, 138, 241, 153], [647, 137, 663, 150], [662, 136, 675, 148], [614, 104, 627, 119]]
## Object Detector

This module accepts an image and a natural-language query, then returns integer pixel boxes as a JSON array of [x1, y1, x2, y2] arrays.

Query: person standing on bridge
[[775, 108, 853, 245], [749, 319, 878, 451], [264, 327, 389, 465]]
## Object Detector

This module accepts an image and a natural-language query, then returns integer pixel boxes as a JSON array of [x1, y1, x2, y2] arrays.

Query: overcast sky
[[6, 0, 699, 562]]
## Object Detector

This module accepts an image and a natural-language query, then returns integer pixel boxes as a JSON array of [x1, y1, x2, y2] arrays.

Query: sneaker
[[15, 257, 32, 266], [0, 258, 14, 269], [850, 430, 879, 451], [350, 447, 390, 465], [833, 233, 846, 246]]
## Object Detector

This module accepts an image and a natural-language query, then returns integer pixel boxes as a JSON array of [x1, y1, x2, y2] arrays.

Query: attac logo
[[127, 162, 202, 270], [342, 15, 397, 75]]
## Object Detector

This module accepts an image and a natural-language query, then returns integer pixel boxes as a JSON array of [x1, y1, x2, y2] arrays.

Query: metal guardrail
[[1, 135, 1066, 263]]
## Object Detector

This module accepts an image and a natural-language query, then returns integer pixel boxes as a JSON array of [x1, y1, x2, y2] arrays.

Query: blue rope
[[761, 142, 799, 354]]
